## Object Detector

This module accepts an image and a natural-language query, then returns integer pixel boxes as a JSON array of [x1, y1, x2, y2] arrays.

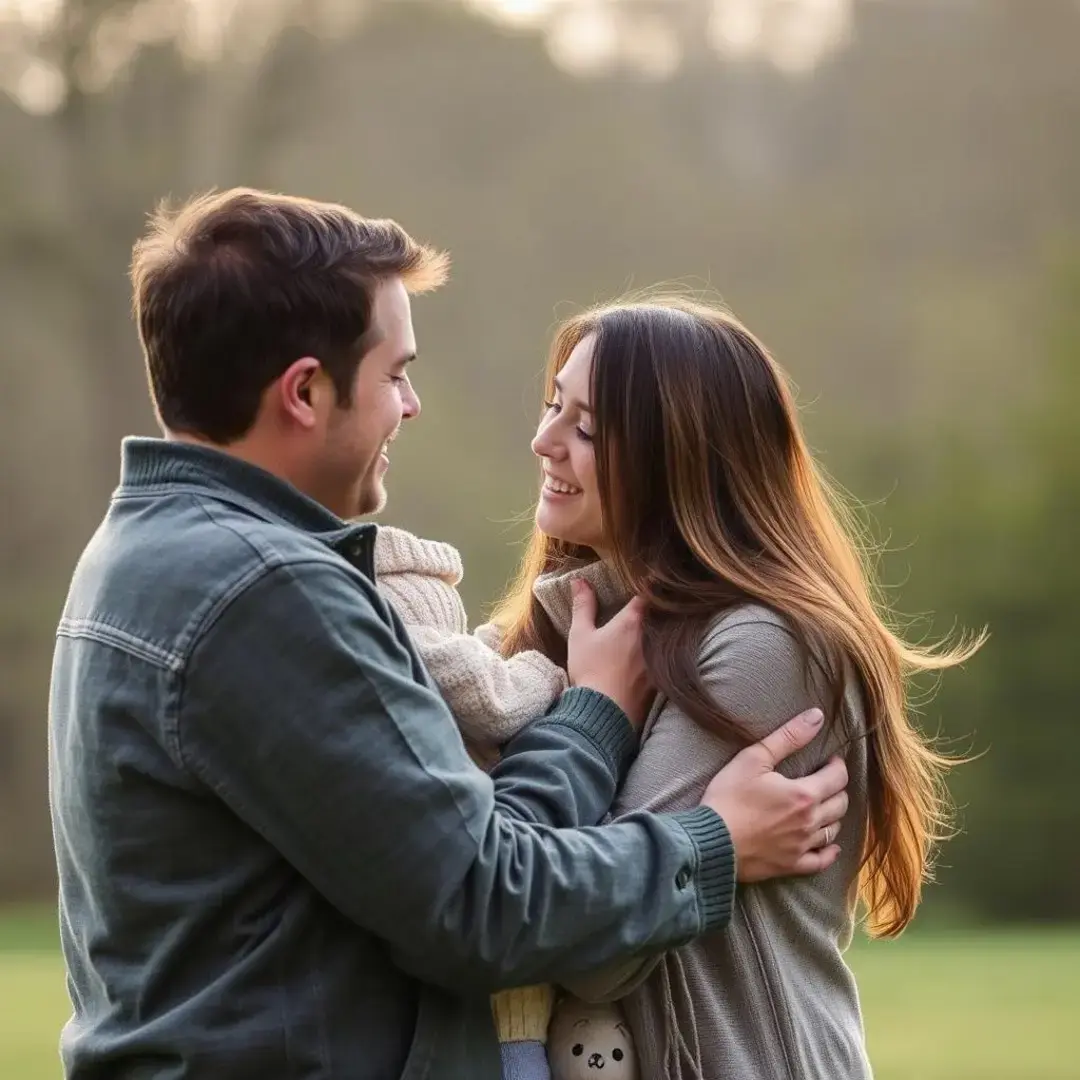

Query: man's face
[[321, 277, 420, 518]]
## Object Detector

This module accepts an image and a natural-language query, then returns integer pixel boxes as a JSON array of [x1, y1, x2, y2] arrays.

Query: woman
[[485, 296, 981, 1079]]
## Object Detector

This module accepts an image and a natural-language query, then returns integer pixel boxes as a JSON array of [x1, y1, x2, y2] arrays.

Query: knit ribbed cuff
[[537, 687, 636, 780], [492, 984, 554, 1043], [671, 806, 737, 933]]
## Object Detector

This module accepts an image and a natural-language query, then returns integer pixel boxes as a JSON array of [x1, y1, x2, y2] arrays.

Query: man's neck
[[166, 428, 304, 496]]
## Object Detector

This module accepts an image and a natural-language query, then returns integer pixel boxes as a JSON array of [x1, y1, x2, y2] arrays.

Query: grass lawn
[[2, 906, 1073, 1079]]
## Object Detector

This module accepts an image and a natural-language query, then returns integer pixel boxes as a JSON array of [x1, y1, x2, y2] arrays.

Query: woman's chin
[[535, 503, 573, 543], [536, 509, 600, 551], [534, 505, 556, 536]]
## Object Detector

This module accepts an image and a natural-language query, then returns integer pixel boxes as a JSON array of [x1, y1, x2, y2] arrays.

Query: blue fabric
[[501, 1040, 552, 1080]]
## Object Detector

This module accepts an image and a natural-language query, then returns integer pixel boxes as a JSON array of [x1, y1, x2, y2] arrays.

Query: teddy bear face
[[548, 1000, 638, 1080]]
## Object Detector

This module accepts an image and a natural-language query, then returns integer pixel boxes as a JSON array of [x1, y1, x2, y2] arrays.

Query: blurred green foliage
[[1, 0, 1077, 922]]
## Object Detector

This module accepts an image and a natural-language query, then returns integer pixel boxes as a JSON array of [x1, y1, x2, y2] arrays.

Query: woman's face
[[531, 334, 605, 552]]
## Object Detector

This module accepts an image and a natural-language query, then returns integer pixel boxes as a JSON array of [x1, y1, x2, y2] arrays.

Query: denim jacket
[[48, 437, 735, 1079]]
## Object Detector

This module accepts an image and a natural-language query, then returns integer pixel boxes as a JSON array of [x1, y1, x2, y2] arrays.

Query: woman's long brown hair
[[490, 296, 983, 938]]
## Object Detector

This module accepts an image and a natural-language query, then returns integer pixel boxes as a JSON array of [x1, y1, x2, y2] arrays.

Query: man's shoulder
[[103, 488, 351, 589], [64, 489, 382, 670], [163, 491, 384, 615], [181, 492, 346, 573]]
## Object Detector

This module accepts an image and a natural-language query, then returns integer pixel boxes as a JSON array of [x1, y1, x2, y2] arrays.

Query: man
[[49, 188, 848, 1078]]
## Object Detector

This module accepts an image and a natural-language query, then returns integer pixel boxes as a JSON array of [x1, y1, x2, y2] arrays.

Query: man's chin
[[355, 483, 387, 519]]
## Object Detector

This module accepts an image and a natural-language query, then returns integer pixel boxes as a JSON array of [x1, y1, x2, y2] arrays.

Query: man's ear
[[278, 357, 324, 428]]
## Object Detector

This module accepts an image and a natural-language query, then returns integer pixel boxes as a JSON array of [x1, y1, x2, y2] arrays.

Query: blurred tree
[[0, 0, 1076, 918], [863, 247, 1080, 923], [926, 252, 1080, 921], [0, 0, 327, 897], [7, 0, 338, 494]]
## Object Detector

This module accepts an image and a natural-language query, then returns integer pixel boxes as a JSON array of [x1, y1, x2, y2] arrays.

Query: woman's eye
[[576, 426, 594, 442], [612, 1048, 624, 1061], [543, 399, 562, 414]]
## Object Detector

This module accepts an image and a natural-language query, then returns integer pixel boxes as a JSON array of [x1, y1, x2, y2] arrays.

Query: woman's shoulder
[[692, 603, 825, 716], [692, 603, 866, 739], [698, 603, 800, 662]]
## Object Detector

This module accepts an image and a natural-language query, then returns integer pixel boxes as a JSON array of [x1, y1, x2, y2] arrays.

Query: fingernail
[[805, 708, 824, 728]]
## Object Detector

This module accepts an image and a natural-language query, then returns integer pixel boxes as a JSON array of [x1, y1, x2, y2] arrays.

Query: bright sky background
[[469, 0, 853, 76], [1, 0, 856, 113]]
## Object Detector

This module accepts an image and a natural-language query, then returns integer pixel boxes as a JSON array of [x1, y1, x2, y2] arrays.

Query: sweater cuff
[[536, 687, 636, 781], [491, 984, 555, 1043], [670, 806, 737, 933]]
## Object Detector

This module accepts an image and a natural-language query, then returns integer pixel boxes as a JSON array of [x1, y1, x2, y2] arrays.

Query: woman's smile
[[541, 473, 583, 498]]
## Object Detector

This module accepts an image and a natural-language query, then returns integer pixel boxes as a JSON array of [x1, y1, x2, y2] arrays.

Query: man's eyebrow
[[552, 375, 591, 412], [393, 352, 417, 368]]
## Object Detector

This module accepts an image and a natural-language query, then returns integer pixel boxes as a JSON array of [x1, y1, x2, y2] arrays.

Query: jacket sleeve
[[561, 610, 841, 1002], [176, 559, 736, 994]]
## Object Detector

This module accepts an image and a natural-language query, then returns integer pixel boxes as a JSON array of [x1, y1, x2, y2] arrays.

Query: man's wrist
[[535, 687, 636, 780], [669, 806, 737, 933]]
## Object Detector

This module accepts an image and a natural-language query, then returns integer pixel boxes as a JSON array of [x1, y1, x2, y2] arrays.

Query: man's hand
[[566, 580, 652, 729], [701, 709, 849, 881]]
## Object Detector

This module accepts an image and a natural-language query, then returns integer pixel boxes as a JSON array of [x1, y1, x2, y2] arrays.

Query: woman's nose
[[531, 421, 564, 461]]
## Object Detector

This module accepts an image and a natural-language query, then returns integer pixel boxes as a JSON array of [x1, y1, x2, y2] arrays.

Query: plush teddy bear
[[548, 998, 639, 1080]]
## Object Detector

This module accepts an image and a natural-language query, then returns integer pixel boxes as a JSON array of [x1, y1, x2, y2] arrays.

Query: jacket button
[[675, 867, 692, 890]]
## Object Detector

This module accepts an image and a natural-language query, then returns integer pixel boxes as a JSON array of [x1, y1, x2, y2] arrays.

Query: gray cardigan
[[536, 563, 873, 1080]]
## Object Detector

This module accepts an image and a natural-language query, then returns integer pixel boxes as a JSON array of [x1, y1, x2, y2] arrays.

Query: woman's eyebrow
[[552, 375, 591, 412]]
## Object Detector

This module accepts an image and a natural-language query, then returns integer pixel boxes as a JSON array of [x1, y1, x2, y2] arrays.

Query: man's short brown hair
[[130, 188, 449, 442]]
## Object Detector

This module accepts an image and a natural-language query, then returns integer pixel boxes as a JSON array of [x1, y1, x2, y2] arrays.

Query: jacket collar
[[116, 436, 375, 561]]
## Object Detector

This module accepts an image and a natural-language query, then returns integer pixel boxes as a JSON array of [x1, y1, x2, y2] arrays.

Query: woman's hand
[[566, 580, 653, 729], [700, 708, 850, 881]]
